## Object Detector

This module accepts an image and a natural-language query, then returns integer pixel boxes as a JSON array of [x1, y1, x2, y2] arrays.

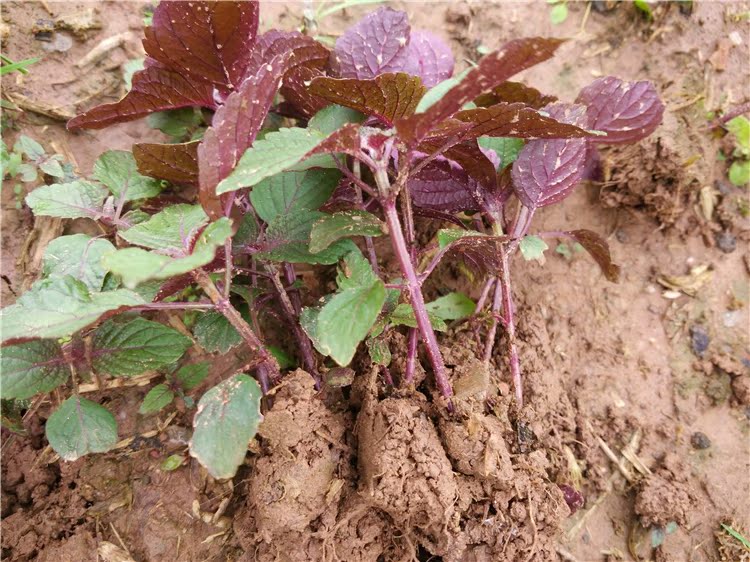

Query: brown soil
[[2, 1, 749, 562]]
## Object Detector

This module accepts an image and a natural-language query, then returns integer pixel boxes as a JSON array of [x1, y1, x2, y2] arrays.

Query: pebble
[[689, 325, 710, 358], [715, 231, 737, 254], [690, 432, 711, 449]]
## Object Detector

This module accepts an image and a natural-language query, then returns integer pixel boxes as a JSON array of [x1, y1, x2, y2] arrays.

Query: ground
[[1, 1, 749, 561]]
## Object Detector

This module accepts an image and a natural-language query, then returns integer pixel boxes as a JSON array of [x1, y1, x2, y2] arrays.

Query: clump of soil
[[599, 138, 696, 227], [634, 453, 697, 527]]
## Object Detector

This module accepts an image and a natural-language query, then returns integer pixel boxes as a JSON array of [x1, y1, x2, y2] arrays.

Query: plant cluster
[[0, 0, 663, 479]]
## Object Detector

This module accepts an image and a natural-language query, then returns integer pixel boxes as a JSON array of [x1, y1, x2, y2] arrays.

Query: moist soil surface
[[1, 2, 749, 561]]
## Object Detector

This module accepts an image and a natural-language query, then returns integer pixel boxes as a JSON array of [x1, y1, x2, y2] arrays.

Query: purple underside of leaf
[[143, 0, 259, 88], [419, 140, 498, 198], [541, 102, 592, 128], [333, 7, 411, 79], [402, 30, 454, 88], [576, 76, 664, 143], [68, 66, 216, 130], [198, 53, 293, 219], [409, 157, 477, 212], [309, 73, 426, 125], [133, 141, 199, 186], [396, 37, 566, 145], [511, 137, 588, 209]]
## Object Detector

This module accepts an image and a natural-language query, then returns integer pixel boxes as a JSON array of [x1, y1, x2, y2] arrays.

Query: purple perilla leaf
[[403, 30, 454, 88]]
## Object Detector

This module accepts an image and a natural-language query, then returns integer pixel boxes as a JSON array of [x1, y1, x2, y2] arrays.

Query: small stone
[[689, 325, 710, 358], [615, 229, 629, 243], [715, 231, 737, 253], [690, 432, 711, 449]]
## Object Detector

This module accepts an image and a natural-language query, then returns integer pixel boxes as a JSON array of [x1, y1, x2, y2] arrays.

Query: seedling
[[0, 0, 662, 478]]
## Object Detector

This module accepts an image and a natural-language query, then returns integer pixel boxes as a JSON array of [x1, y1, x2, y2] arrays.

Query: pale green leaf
[[104, 218, 232, 288], [0, 276, 144, 343], [25, 180, 108, 219], [335, 249, 379, 290], [0, 340, 70, 399], [91, 318, 192, 377], [119, 204, 208, 251], [139, 384, 175, 414], [519, 235, 549, 261], [175, 362, 209, 390], [726, 116, 750, 157], [193, 311, 241, 354], [42, 234, 115, 291], [389, 303, 448, 332], [366, 337, 391, 367], [147, 108, 202, 139], [425, 292, 476, 320], [308, 104, 365, 135], [309, 210, 385, 253], [478, 137, 525, 169], [549, 2, 568, 24], [46, 396, 117, 461], [729, 160, 749, 186], [93, 150, 162, 201], [250, 169, 341, 223], [416, 68, 471, 113], [189, 374, 263, 479], [217, 127, 335, 194]]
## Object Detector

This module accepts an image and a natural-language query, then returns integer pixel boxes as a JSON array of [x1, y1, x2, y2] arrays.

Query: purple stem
[[381, 197, 453, 401], [474, 277, 496, 314], [399, 182, 420, 385], [283, 262, 301, 315], [482, 277, 503, 363]]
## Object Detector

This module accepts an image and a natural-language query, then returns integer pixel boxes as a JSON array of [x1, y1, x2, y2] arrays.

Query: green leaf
[[634, 0, 653, 18], [335, 249, 379, 290], [304, 281, 386, 366], [104, 218, 232, 288], [416, 68, 471, 113], [0, 276, 144, 343], [193, 311, 241, 354], [720, 523, 750, 550], [519, 235, 549, 261], [477, 137, 525, 169], [389, 303, 448, 332], [549, 2, 568, 24], [0, 57, 40, 76], [38, 156, 65, 179], [317, 0, 384, 18], [309, 210, 385, 253], [91, 318, 192, 377], [175, 362, 210, 390], [425, 292, 476, 320], [729, 159, 749, 186], [233, 212, 260, 249], [14, 135, 44, 160], [308, 104, 366, 135], [119, 204, 208, 251], [42, 234, 116, 291], [139, 384, 175, 414], [366, 336, 391, 367], [0, 340, 70, 399], [217, 127, 335, 194], [160, 454, 185, 471], [122, 58, 144, 91], [147, 108, 202, 140], [250, 169, 341, 224], [259, 211, 357, 264], [189, 374, 263, 479], [25, 180, 108, 219], [437, 228, 485, 248], [726, 116, 750, 157], [268, 346, 296, 370], [45, 396, 118, 461], [93, 150, 162, 202]]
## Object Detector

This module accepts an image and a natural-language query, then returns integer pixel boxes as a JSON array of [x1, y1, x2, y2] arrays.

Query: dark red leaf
[[68, 67, 215, 130], [511, 137, 588, 209], [452, 102, 594, 141], [143, 0, 259, 88], [419, 140, 498, 196], [444, 234, 507, 276], [308, 122, 365, 160], [563, 229, 620, 282], [397, 38, 566, 145], [198, 54, 291, 219], [133, 141, 199, 186], [332, 7, 411, 79], [412, 207, 468, 228], [281, 65, 329, 118], [474, 81, 557, 109], [403, 30, 454, 88], [309, 73, 425, 126], [576, 77, 664, 143], [409, 157, 477, 212]]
